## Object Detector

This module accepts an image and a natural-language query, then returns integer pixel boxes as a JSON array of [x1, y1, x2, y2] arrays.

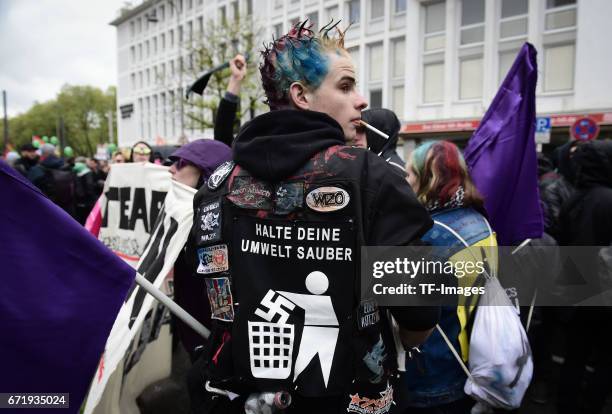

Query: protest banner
[[84, 179, 196, 414], [98, 163, 172, 267]]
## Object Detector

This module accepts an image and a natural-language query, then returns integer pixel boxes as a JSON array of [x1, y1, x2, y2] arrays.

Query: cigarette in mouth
[[358, 120, 389, 140]]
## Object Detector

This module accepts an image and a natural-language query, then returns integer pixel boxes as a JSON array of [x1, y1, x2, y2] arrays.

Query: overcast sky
[[0, 0, 126, 117]]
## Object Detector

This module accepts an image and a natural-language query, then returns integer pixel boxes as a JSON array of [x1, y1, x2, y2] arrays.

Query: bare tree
[[162, 13, 265, 135]]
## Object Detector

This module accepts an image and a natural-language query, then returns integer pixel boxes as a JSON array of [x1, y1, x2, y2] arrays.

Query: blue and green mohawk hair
[[260, 19, 348, 110]]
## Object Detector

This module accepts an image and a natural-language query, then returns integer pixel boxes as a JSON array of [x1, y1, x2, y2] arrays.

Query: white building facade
[[112, 0, 612, 150]]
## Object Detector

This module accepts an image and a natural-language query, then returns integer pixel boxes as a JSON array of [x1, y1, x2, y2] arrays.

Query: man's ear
[[289, 82, 310, 110]]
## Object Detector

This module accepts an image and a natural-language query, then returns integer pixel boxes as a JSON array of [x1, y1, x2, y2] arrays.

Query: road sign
[[535, 117, 551, 144], [571, 117, 600, 141]]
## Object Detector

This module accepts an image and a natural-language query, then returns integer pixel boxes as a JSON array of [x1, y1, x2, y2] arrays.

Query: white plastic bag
[[464, 276, 533, 410]]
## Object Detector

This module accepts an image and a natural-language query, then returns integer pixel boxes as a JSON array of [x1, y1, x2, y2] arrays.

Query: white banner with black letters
[[98, 163, 171, 268], [84, 179, 197, 414]]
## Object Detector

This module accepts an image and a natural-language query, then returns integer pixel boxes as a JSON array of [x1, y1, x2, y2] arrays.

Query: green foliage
[[8, 85, 116, 156], [164, 13, 265, 133]]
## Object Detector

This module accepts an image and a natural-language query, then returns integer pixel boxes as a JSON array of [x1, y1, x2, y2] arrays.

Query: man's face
[[306, 52, 368, 143]]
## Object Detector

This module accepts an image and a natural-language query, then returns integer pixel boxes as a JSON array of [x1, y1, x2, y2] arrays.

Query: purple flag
[[0, 160, 135, 412], [464, 42, 543, 245]]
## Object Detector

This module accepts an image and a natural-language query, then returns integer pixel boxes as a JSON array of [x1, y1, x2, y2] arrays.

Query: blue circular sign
[[571, 117, 600, 141]]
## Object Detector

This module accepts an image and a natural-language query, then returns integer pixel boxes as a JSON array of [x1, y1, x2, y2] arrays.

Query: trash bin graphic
[[248, 321, 294, 379]]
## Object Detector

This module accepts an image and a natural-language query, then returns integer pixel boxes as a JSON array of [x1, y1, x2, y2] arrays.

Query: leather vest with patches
[[191, 146, 391, 398]]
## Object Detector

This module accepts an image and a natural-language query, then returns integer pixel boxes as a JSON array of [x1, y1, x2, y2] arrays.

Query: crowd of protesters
[[3, 20, 612, 414]]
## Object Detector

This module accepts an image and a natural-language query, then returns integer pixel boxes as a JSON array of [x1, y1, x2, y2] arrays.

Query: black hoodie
[[559, 140, 612, 246], [231, 109, 432, 245], [189, 109, 437, 408], [361, 108, 405, 171]]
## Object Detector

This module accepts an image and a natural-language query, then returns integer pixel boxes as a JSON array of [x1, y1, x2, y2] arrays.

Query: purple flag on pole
[[464, 42, 543, 245], [0, 160, 135, 412]]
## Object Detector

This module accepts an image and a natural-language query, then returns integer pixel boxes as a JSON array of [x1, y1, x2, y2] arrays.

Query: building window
[[159, 5, 165, 21], [232, 1, 239, 19], [348, 0, 360, 25], [391, 38, 405, 79], [130, 46, 136, 63], [460, 0, 485, 45], [547, 0, 576, 8], [131, 73, 136, 90], [220, 6, 227, 23], [146, 69, 151, 86], [348, 47, 360, 75], [498, 49, 518, 84], [543, 43, 574, 92], [368, 43, 383, 82], [170, 30, 174, 47], [423, 62, 444, 103], [153, 37, 158, 54], [246, 0, 253, 16], [545, 0, 577, 31], [274, 23, 283, 38], [146, 41, 150, 58], [188, 21, 193, 42], [423, 1, 445, 52], [369, 90, 383, 108], [392, 86, 404, 117], [306, 12, 319, 29], [138, 44, 143, 60], [187, 0, 193, 10], [327, 6, 339, 22], [130, 21, 135, 37], [161, 33, 166, 50], [139, 71, 144, 88], [459, 57, 483, 99], [137, 18, 142, 33], [395, 0, 407, 14], [500, 0, 528, 39], [179, 25, 183, 42], [370, 0, 384, 20], [198, 17, 203, 34]]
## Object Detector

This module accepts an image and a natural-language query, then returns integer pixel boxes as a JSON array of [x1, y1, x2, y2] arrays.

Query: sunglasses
[[174, 158, 193, 170], [133, 146, 151, 155]]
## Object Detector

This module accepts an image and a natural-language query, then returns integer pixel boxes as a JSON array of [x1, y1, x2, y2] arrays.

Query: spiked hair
[[259, 19, 348, 110]]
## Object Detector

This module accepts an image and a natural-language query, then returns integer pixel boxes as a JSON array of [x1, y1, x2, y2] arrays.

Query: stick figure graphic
[[278, 271, 339, 387]]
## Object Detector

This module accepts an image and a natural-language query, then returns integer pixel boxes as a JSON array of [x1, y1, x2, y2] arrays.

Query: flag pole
[[135, 273, 211, 340]]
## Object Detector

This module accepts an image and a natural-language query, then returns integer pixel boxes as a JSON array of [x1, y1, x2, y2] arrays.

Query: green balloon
[[32, 140, 41, 148], [42, 136, 49, 142], [108, 143, 117, 152], [63, 146, 74, 157], [50, 136, 59, 145]]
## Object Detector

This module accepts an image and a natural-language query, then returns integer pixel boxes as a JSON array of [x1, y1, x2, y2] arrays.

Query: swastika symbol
[[254, 290, 296, 324]]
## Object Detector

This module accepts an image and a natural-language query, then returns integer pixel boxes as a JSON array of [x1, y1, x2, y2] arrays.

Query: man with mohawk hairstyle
[[186, 20, 439, 414]]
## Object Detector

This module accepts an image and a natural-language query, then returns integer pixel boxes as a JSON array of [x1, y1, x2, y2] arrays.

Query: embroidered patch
[[362, 336, 386, 384], [205, 277, 235, 321], [208, 161, 234, 190], [274, 182, 304, 215], [305, 186, 350, 212], [227, 176, 273, 210], [197, 244, 229, 274], [347, 383, 394, 414], [196, 200, 222, 245], [357, 299, 380, 331]]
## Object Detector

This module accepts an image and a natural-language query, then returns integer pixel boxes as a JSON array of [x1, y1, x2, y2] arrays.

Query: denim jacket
[[397, 207, 497, 408]]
